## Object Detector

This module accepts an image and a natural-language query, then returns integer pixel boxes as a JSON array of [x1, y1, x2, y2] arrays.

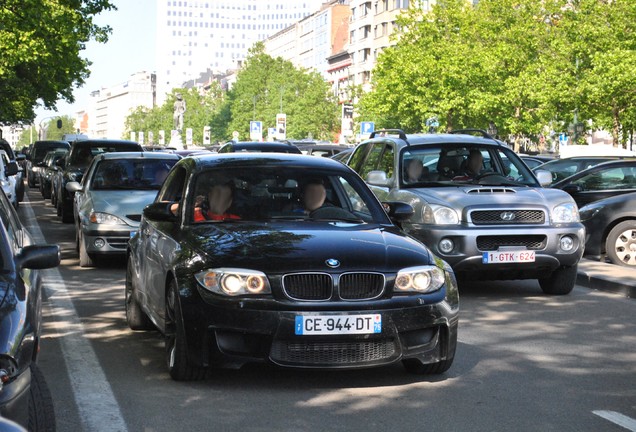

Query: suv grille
[[282, 272, 385, 301], [477, 235, 547, 251], [270, 340, 397, 365], [471, 210, 545, 225]]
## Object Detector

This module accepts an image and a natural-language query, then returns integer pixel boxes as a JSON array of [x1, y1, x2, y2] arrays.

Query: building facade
[[155, 0, 325, 102], [86, 71, 156, 140]]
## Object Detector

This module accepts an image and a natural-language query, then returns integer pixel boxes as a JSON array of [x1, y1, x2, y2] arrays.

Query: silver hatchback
[[67, 152, 179, 267], [347, 129, 585, 295]]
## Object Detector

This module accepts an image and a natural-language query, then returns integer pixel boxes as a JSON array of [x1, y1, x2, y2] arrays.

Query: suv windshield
[[401, 144, 537, 187]]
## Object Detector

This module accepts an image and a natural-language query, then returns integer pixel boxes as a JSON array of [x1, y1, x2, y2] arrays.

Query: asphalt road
[[19, 188, 636, 432]]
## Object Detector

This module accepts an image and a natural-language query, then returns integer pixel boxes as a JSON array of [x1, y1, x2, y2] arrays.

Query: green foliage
[[359, 0, 636, 145], [0, 0, 115, 123], [212, 43, 339, 141], [44, 115, 77, 140], [123, 86, 224, 145]]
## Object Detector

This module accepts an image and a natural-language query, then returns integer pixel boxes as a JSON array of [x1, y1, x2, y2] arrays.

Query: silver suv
[[347, 129, 585, 295]]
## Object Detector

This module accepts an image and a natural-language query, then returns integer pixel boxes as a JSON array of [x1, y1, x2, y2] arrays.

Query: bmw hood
[[186, 222, 436, 274], [88, 190, 158, 224]]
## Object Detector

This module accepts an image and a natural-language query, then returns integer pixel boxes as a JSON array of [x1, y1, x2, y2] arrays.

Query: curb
[[576, 259, 636, 298]]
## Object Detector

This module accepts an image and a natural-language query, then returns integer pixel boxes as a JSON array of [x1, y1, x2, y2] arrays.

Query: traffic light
[[56, 119, 63, 129]]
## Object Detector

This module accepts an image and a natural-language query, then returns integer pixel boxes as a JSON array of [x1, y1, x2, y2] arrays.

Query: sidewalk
[[577, 258, 636, 298]]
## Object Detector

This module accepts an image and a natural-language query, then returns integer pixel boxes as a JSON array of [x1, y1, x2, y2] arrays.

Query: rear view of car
[[26, 140, 70, 187]]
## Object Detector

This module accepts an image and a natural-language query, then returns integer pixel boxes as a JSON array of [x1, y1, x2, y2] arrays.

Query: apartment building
[[155, 0, 325, 102]]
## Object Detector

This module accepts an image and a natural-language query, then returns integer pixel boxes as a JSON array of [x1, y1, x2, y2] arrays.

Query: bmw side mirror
[[5, 162, 18, 177], [382, 201, 414, 222], [143, 202, 178, 222], [16, 245, 60, 271]]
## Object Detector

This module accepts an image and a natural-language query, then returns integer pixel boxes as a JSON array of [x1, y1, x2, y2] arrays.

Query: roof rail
[[369, 129, 408, 141], [449, 129, 494, 139]]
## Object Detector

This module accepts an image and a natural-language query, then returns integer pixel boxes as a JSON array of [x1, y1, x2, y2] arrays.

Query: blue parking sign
[[360, 122, 375, 134], [250, 121, 262, 140]]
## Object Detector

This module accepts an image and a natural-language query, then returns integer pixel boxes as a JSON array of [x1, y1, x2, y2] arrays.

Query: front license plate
[[482, 250, 535, 264], [295, 314, 382, 335]]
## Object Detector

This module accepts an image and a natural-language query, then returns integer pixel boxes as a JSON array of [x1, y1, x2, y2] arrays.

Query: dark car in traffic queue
[[579, 191, 636, 267], [25, 140, 70, 188], [346, 129, 585, 295], [37, 149, 69, 200], [54, 139, 143, 223], [550, 159, 636, 209], [532, 155, 633, 184], [217, 141, 302, 154], [0, 187, 60, 429], [127, 153, 459, 380]]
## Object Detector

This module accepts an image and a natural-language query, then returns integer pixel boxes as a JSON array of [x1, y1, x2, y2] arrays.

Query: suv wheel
[[539, 265, 577, 295], [78, 231, 95, 267]]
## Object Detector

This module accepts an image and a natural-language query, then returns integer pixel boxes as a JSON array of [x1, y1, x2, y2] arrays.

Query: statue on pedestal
[[173, 93, 186, 132]]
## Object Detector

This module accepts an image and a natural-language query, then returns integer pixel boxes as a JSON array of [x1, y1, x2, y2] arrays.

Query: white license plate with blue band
[[295, 314, 382, 335], [483, 250, 535, 264]]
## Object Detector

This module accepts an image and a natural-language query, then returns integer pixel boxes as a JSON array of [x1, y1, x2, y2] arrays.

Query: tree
[[213, 43, 339, 142], [358, 0, 636, 148], [123, 86, 224, 145], [0, 0, 115, 123]]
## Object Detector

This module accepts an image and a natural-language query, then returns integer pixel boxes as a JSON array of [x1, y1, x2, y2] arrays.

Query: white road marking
[[23, 196, 128, 432], [593, 411, 636, 432]]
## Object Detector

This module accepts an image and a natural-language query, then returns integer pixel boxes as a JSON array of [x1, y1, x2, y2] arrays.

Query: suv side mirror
[[366, 170, 391, 187], [534, 169, 552, 186]]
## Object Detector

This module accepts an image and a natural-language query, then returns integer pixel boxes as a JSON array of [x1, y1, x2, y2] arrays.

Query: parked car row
[[0, 181, 60, 430]]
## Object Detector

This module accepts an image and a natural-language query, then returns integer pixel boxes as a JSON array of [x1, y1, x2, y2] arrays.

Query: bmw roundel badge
[[325, 258, 340, 268]]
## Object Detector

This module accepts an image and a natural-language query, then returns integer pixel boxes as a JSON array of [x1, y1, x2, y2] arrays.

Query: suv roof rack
[[369, 129, 408, 142], [449, 129, 495, 139]]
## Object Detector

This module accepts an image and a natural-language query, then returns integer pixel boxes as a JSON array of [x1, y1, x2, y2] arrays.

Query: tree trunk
[[612, 104, 622, 148]]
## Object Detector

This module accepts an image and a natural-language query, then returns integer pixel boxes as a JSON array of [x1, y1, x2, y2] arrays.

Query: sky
[[35, 0, 157, 124]]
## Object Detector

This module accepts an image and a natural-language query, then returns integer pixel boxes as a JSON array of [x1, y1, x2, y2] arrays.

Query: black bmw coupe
[[126, 153, 459, 380]]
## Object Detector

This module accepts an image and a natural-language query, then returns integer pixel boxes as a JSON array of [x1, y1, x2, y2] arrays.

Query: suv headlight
[[422, 204, 459, 225], [89, 212, 127, 225], [552, 203, 580, 223], [195, 268, 271, 296], [395, 266, 445, 294]]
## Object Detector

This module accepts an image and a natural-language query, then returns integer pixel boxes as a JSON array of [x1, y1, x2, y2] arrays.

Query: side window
[[574, 167, 624, 191], [359, 143, 386, 180], [338, 176, 371, 217], [0, 194, 22, 251], [347, 143, 371, 173], [157, 165, 187, 203], [378, 145, 394, 178]]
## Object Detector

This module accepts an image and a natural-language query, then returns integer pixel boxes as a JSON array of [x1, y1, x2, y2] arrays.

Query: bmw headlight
[[552, 202, 580, 223], [422, 204, 459, 225], [195, 268, 271, 296], [89, 212, 127, 225], [395, 266, 445, 294]]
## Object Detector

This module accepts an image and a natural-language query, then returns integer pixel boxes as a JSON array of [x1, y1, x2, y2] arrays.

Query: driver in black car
[[302, 178, 328, 214]]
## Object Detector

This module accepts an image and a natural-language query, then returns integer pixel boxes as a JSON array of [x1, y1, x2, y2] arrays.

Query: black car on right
[[579, 192, 636, 267], [54, 139, 143, 223], [550, 159, 636, 208]]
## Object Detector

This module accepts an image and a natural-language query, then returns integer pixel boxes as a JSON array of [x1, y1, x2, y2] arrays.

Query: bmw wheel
[[125, 256, 153, 330], [165, 280, 206, 381]]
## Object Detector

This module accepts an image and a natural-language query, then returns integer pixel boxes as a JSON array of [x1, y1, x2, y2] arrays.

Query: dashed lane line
[[593, 411, 636, 432]]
